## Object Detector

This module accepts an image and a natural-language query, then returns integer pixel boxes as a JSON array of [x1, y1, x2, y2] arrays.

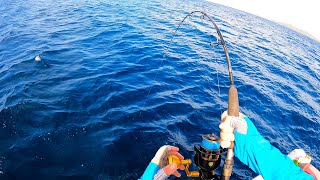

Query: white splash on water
[[35, 55, 41, 62]]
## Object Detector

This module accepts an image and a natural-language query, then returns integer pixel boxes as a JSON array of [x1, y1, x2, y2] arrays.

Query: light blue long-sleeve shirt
[[234, 117, 313, 180], [140, 162, 160, 180]]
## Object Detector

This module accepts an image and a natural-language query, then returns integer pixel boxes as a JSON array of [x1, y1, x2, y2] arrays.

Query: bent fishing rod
[[164, 11, 239, 180]]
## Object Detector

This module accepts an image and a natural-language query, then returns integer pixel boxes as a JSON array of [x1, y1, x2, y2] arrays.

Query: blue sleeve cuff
[[140, 162, 160, 180]]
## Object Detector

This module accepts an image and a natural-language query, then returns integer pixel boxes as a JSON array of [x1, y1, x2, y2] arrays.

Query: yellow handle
[[167, 155, 191, 166], [167, 155, 199, 177]]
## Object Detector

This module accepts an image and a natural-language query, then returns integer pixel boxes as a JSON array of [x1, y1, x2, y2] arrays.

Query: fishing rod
[[164, 11, 239, 180]]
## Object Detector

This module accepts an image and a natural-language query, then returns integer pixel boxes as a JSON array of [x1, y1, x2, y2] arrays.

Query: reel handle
[[167, 155, 199, 177]]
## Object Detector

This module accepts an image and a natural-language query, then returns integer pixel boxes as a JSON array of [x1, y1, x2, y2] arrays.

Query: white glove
[[219, 110, 247, 148], [288, 149, 312, 164], [152, 145, 185, 180]]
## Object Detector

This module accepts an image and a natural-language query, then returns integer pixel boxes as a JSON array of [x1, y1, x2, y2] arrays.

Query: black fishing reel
[[194, 134, 222, 179], [168, 134, 223, 180]]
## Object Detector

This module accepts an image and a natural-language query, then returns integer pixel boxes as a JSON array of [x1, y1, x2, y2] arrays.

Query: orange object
[[167, 155, 199, 177], [300, 163, 320, 180]]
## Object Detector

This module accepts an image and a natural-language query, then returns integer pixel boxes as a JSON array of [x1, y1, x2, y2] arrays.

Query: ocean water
[[0, 0, 319, 179]]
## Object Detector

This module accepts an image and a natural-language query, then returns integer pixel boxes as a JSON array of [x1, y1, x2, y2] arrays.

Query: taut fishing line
[[139, 11, 229, 117]]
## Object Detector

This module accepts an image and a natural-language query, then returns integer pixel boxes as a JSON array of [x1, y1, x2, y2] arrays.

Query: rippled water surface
[[0, 0, 319, 179]]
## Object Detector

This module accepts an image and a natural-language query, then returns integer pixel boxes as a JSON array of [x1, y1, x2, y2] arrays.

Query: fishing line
[[162, 11, 233, 116], [188, 15, 223, 115], [205, 23, 223, 115], [138, 57, 166, 117], [137, 16, 198, 117], [193, 14, 224, 115], [171, 13, 224, 114], [139, 11, 234, 120], [164, 11, 234, 85]]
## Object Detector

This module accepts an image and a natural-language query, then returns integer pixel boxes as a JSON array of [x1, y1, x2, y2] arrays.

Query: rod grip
[[222, 85, 239, 180], [228, 85, 239, 117]]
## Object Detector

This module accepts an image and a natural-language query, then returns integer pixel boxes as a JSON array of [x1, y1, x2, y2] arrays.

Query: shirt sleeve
[[234, 117, 313, 180], [140, 162, 160, 180]]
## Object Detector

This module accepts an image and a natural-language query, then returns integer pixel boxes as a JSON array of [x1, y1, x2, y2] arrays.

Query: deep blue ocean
[[0, 0, 319, 179]]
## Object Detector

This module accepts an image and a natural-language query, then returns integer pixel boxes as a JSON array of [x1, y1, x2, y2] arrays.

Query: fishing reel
[[168, 134, 224, 180]]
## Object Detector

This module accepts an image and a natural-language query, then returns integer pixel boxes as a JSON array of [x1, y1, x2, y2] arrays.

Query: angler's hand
[[219, 110, 248, 148], [140, 145, 185, 180], [219, 111, 315, 180]]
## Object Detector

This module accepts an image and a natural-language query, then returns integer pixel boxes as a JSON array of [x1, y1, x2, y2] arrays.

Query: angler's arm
[[234, 117, 313, 180]]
